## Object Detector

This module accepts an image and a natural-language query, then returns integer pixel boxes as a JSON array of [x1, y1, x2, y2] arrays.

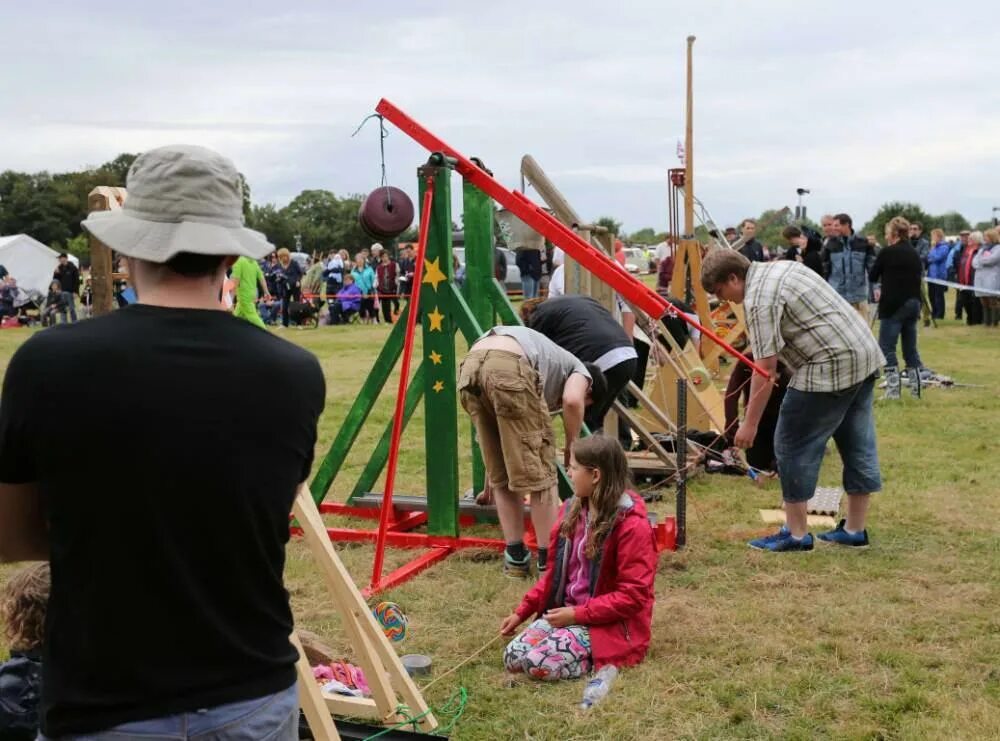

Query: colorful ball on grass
[[373, 601, 407, 642]]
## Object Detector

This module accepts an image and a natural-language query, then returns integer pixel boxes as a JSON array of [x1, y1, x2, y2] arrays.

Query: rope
[[351, 112, 392, 208], [421, 632, 506, 691]]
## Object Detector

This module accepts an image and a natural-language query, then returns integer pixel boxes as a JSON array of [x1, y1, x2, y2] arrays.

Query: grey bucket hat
[[82, 144, 272, 262]]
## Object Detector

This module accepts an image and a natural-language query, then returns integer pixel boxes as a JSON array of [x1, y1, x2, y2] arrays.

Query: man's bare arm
[[561, 373, 590, 461], [0, 483, 47, 562]]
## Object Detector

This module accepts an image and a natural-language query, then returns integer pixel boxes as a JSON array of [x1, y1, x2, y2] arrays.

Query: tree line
[[0, 154, 394, 265], [1, 152, 992, 264]]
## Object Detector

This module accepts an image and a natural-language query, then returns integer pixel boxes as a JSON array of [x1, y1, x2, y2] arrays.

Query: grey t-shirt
[[485, 326, 591, 410]]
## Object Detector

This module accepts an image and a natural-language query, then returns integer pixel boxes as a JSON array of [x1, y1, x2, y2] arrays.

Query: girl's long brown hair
[[1, 562, 50, 651], [560, 435, 631, 559]]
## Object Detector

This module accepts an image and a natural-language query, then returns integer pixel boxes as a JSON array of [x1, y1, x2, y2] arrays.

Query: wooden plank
[[86, 190, 116, 317], [292, 631, 342, 740], [322, 692, 382, 719], [311, 309, 409, 503], [419, 166, 460, 537], [292, 487, 438, 732], [349, 364, 426, 502], [759, 509, 837, 528]]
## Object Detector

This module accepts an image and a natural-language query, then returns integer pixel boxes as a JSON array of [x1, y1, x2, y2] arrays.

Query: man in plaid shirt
[[702, 250, 885, 552]]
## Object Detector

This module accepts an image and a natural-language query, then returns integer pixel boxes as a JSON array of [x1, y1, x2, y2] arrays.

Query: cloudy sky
[[2, 0, 997, 233]]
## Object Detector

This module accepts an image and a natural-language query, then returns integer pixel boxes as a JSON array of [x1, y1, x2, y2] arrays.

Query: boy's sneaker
[[503, 551, 532, 578], [747, 526, 789, 549], [748, 530, 814, 552], [883, 367, 901, 400], [817, 519, 869, 548]]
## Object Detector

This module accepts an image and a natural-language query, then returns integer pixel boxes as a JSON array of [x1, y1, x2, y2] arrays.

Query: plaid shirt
[[744, 261, 885, 392]]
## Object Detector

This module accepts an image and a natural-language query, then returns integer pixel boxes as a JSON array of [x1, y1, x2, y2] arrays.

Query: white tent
[[0, 234, 65, 295]]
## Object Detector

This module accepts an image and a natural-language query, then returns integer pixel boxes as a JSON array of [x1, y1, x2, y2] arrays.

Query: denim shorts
[[42, 683, 299, 740], [774, 375, 881, 503]]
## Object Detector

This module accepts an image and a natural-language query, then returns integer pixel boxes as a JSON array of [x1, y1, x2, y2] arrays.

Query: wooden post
[[419, 162, 460, 537], [87, 190, 118, 316], [463, 175, 495, 495]]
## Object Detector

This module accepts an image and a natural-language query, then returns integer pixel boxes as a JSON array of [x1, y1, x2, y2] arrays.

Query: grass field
[[1, 303, 999, 740]]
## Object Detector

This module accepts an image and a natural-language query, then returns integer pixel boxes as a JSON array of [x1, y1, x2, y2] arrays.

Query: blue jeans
[[521, 275, 540, 299], [878, 297, 922, 369], [62, 292, 78, 322], [42, 683, 299, 740], [774, 376, 881, 503]]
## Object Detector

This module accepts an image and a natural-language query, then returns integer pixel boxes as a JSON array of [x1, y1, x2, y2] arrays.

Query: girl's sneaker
[[817, 519, 869, 548]]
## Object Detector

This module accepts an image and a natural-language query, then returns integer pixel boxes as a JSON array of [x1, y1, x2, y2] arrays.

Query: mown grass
[[2, 299, 999, 740]]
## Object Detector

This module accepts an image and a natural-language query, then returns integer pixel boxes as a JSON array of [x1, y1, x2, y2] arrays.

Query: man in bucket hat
[[0, 145, 324, 739]]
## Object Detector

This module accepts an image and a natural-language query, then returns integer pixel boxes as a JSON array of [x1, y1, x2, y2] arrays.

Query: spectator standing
[[352, 252, 377, 324], [869, 217, 925, 399], [53, 254, 80, 323], [516, 248, 543, 299], [955, 232, 982, 325], [323, 250, 345, 299], [230, 255, 270, 329], [909, 222, 931, 268], [275, 248, 303, 328], [926, 229, 951, 320], [737, 219, 766, 262], [397, 246, 415, 298], [701, 250, 884, 552], [947, 231, 970, 319], [376, 250, 400, 324], [824, 213, 875, 320], [781, 225, 825, 276], [0, 144, 324, 739], [972, 228, 1000, 327]]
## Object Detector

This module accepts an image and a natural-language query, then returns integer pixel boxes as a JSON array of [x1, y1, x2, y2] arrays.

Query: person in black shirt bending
[[521, 294, 636, 432], [870, 215, 925, 399], [0, 145, 325, 740]]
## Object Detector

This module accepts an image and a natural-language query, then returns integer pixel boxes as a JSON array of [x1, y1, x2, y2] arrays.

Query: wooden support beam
[[311, 308, 410, 503], [419, 165, 460, 537], [292, 487, 437, 733]]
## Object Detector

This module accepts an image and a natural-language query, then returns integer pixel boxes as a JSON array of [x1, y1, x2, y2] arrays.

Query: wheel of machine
[[688, 366, 712, 387], [358, 186, 414, 240]]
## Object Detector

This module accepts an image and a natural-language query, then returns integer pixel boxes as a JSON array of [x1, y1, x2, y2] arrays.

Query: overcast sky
[[2, 1, 997, 234]]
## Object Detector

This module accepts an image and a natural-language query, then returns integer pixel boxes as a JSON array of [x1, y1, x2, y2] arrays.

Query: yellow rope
[[421, 632, 506, 691]]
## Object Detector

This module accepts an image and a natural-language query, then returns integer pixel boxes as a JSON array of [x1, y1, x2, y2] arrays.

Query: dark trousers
[[584, 357, 637, 432], [617, 340, 650, 448], [381, 296, 399, 324], [63, 292, 78, 322], [359, 296, 376, 320], [280, 288, 301, 327], [330, 303, 357, 324], [878, 297, 923, 370], [928, 283, 946, 319], [956, 289, 983, 325]]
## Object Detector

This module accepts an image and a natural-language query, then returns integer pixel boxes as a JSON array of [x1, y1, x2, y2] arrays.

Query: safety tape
[[924, 277, 1000, 297]]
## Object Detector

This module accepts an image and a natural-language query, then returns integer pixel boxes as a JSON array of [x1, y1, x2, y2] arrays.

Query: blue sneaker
[[817, 519, 869, 548], [747, 526, 789, 549], [749, 531, 814, 552]]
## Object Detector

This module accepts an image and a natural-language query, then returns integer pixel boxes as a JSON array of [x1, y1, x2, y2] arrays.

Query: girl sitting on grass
[[499, 435, 657, 680], [0, 563, 50, 740]]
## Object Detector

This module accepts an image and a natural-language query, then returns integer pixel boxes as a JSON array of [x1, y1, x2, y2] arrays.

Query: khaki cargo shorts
[[458, 349, 558, 496]]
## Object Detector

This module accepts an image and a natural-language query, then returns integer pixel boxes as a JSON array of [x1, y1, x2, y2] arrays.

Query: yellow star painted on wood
[[422, 257, 448, 291], [432, 380, 445, 393], [427, 306, 445, 332], [429, 350, 443, 365]]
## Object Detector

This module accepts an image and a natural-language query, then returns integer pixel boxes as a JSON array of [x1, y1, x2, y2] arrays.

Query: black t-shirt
[[0, 304, 325, 736], [869, 241, 923, 319], [526, 295, 632, 365]]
